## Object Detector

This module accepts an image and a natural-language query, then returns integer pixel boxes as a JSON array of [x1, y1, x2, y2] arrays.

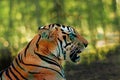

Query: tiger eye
[[69, 33, 76, 41]]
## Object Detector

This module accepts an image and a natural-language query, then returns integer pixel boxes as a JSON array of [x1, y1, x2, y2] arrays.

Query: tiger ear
[[38, 26, 58, 41], [49, 29, 58, 41]]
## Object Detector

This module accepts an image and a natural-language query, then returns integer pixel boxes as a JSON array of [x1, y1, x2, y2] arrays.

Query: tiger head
[[37, 24, 88, 63]]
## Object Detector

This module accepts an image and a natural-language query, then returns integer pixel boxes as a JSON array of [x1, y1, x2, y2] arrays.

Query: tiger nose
[[84, 43, 88, 47]]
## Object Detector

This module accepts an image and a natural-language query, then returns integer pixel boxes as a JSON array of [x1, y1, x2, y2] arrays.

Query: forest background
[[0, 0, 120, 80]]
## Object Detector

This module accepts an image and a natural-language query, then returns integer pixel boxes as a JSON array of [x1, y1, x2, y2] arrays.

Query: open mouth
[[70, 47, 82, 62]]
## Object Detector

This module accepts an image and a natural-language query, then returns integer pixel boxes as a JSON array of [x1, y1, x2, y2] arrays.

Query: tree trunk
[[53, 0, 65, 23], [35, 0, 41, 26], [86, 0, 97, 51], [98, 0, 107, 45], [111, 0, 120, 44]]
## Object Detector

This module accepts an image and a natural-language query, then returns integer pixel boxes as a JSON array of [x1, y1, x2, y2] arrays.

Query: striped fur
[[0, 24, 88, 80]]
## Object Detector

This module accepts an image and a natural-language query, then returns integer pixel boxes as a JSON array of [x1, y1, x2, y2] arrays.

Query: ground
[[65, 46, 120, 80]]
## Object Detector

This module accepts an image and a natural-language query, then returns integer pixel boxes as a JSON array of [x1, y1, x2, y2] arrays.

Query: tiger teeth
[[75, 56, 80, 62]]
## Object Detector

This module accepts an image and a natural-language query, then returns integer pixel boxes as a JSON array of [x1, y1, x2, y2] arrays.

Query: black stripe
[[34, 51, 61, 68], [15, 58, 25, 71], [28, 71, 40, 74], [57, 40, 61, 57], [48, 25, 51, 28], [64, 42, 72, 48], [0, 70, 4, 77], [11, 63, 27, 80], [58, 38, 63, 51], [38, 26, 41, 30], [62, 31, 67, 34], [60, 29, 68, 35], [36, 35, 41, 49], [57, 38, 65, 56], [18, 54, 22, 62], [20, 57, 64, 78], [51, 24, 54, 28], [57, 38, 63, 57], [0, 70, 4, 80], [61, 35, 67, 59], [62, 25, 65, 28], [63, 35, 72, 48], [67, 26, 70, 31], [63, 36, 67, 44], [55, 24, 61, 27], [24, 40, 32, 57], [9, 67, 19, 80], [61, 29, 64, 32], [5, 68, 12, 80]]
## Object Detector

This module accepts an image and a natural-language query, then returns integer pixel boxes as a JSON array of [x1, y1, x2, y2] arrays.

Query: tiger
[[0, 24, 88, 80]]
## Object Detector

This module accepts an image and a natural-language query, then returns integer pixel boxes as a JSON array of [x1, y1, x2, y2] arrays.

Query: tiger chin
[[0, 24, 88, 80]]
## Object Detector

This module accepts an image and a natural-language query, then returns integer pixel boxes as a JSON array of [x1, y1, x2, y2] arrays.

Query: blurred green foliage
[[0, 0, 120, 69]]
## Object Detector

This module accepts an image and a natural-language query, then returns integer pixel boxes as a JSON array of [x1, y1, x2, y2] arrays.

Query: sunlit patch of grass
[[79, 44, 119, 64]]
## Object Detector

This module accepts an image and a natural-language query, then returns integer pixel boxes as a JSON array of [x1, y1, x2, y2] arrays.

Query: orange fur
[[0, 24, 88, 80]]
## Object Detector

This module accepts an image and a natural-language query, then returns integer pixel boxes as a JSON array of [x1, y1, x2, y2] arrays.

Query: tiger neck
[[21, 46, 65, 78]]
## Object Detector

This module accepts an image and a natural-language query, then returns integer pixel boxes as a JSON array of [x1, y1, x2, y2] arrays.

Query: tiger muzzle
[[70, 42, 87, 62], [70, 47, 82, 62]]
